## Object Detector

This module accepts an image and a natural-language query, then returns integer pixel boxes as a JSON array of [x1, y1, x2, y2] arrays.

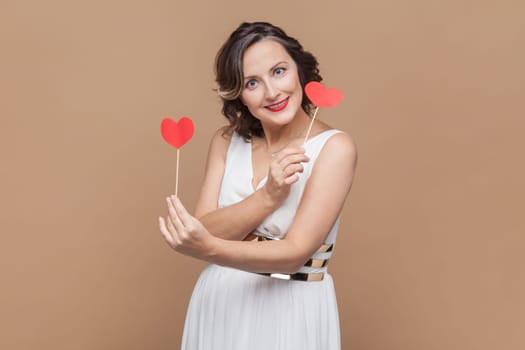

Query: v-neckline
[[248, 129, 334, 192]]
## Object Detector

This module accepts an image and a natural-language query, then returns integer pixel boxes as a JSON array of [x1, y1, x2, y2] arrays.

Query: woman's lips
[[265, 97, 289, 112]]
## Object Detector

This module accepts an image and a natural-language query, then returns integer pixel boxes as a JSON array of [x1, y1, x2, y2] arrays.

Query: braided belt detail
[[256, 236, 333, 282]]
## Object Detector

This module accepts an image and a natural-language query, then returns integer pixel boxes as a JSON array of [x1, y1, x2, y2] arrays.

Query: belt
[[258, 271, 325, 282], [256, 236, 333, 282]]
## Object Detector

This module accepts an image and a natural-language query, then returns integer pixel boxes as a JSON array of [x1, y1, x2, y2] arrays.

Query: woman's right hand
[[262, 144, 310, 206]]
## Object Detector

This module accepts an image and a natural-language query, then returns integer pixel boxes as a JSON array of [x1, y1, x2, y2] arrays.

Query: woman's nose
[[264, 82, 279, 100]]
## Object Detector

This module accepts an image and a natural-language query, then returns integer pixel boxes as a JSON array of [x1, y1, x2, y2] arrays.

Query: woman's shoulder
[[312, 121, 358, 167], [208, 126, 235, 161], [311, 120, 356, 148], [211, 125, 238, 146]]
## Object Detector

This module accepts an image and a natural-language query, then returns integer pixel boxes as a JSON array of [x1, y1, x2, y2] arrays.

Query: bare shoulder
[[208, 126, 233, 160], [211, 125, 233, 144], [318, 130, 358, 171], [325, 131, 357, 155]]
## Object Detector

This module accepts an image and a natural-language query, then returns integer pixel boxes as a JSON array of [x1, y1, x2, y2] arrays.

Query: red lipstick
[[265, 97, 289, 112]]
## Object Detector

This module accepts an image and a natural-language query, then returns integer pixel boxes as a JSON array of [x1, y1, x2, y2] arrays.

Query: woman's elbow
[[281, 254, 310, 274], [274, 240, 310, 273]]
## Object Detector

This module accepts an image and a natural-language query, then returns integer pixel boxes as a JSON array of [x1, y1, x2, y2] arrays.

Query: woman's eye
[[274, 67, 285, 75], [245, 79, 257, 89]]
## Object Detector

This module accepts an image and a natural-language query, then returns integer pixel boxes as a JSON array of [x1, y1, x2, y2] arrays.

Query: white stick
[[303, 106, 319, 145], [175, 148, 180, 197]]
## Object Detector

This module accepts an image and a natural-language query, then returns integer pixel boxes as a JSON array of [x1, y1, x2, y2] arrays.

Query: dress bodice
[[218, 129, 343, 273]]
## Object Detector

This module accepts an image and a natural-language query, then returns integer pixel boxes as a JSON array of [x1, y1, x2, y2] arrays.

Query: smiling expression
[[240, 39, 304, 127]]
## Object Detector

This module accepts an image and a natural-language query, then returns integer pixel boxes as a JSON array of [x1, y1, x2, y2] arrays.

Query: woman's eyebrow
[[243, 61, 289, 81], [269, 61, 288, 71]]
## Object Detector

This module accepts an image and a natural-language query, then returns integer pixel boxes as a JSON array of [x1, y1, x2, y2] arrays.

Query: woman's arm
[[160, 132, 358, 273], [192, 127, 263, 241], [192, 127, 309, 241]]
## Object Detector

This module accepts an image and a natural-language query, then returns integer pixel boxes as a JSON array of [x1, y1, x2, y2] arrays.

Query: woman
[[159, 22, 357, 349]]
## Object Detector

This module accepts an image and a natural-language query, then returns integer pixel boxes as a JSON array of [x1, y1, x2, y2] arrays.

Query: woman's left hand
[[159, 195, 216, 260]]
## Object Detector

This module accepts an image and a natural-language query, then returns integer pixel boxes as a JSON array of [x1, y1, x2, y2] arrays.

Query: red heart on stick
[[160, 117, 194, 149], [305, 81, 343, 107]]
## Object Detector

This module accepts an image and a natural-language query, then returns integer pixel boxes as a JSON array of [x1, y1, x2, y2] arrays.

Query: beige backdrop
[[1, 0, 524, 349]]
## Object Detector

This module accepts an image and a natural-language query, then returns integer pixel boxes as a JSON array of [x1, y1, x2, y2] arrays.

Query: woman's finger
[[284, 173, 300, 185], [278, 153, 309, 167], [273, 147, 305, 163], [159, 217, 175, 246], [171, 195, 193, 227], [167, 196, 184, 232], [167, 215, 183, 244], [283, 163, 304, 176], [166, 213, 176, 232]]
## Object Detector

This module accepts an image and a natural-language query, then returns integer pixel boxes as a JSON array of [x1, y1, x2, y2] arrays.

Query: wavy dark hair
[[215, 22, 322, 140]]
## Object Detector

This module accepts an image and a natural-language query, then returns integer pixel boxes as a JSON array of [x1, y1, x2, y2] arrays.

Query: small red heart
[[305, 81, 343, 107], [160, 117, 195, 149]]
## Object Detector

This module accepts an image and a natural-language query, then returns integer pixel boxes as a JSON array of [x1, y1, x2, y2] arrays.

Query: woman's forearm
[[198, 188, 279, 241], [206, 237, 306, 274]]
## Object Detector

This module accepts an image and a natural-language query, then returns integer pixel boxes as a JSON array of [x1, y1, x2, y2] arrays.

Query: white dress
[[181, 129, 343, 350]]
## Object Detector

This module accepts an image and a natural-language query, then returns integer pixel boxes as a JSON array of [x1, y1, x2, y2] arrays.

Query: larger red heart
[[305, 81, 343, 107], [160, 117, 195, 149]]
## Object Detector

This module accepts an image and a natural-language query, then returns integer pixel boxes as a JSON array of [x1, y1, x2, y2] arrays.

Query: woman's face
[[240, 39, 303, 128]]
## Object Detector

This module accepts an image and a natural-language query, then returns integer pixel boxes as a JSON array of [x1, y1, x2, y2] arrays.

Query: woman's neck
[[260, 109, 311, 153]]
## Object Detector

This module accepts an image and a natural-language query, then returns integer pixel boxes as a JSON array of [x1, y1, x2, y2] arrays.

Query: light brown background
[[1, 0, 523, 349]]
